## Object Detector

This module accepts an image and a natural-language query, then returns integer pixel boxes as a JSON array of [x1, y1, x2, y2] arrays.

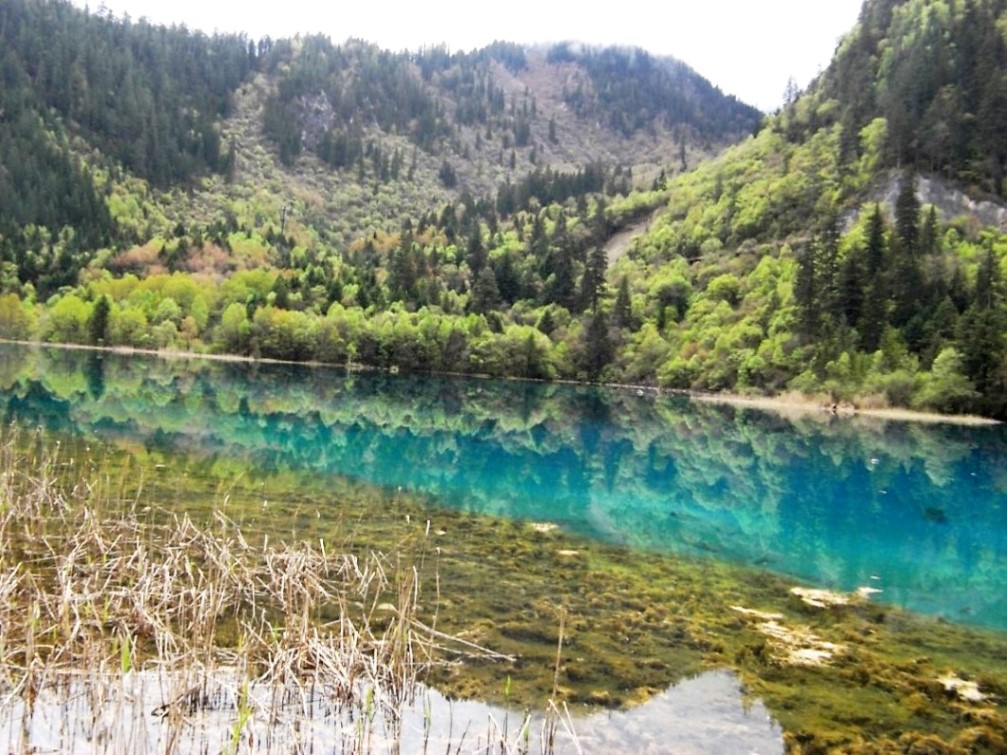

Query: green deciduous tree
[[43, 295, 91, 344], [914, 347, 978, 413], [0, 293, 35, 340]]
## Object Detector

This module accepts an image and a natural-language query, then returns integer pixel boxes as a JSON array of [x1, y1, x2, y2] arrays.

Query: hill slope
[[0, 0, 759, 297], [609, 0, 1007, 418], [157, 38, 758, 266]]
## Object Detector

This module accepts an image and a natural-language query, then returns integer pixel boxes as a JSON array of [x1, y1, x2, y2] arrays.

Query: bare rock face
[[296, 92, 339, 152], [876, 171, 1007, 231], [919, 175, 1007, 231]]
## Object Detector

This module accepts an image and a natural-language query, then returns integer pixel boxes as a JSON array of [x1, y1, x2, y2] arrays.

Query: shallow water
[[0, 668, 782, 754]]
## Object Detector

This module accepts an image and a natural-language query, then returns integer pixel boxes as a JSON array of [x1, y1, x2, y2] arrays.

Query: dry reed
[[0, 426, 570, 753]]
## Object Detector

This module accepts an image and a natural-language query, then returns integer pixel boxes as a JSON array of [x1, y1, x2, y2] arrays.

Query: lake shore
[[683, 390, 1002, 426], [4, 338, 1001, 426]]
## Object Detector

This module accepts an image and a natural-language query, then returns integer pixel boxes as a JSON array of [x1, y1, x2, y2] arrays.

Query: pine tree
[[613, 276, 633, 329], [547, 246, 576, 310], [88, 295, 110, 345], [438, 159, 457, 188], [579, 245, 608, 313], [891, 170, 923, 326], [582, 310, 613, 381], [865, 204, 887, 277], [920, 205, 939, 256], [817, 217, 841, 319], [469, 267, 502, 314], [466, 228, 487, 276], [795, 243, 819, 339], [389, 241, 419, 304], [895, 170, 920, 253], [974, 243, 1003, 311], [858, 204, 889, 351], [859, 283, 887, 354], [494, 251, 521, 304], [536, 307, 556, 335], [839, 248, 865, 328], [957, 304, 1005, 398]]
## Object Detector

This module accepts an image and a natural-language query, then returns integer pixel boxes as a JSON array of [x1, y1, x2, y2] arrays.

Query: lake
[[2, 341, 1006, 750]]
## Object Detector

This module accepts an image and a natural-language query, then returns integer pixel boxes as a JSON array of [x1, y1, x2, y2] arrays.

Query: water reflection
[[412, 670, 783, 754], [0, 668, 782, 754], [1, 343, 1006, 627]]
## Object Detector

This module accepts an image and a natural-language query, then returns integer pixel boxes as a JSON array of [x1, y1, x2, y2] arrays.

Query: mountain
[[1, 0, 1006, 425], [0, 0, 758, 293], [606, 0, 1007, 418]]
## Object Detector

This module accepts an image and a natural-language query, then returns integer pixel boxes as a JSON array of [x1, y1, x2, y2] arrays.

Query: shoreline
[[3, 338, 1001, 427], [685, 391, 1001, 427]]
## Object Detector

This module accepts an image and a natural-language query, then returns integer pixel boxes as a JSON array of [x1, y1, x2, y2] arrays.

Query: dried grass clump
[[0, 426, 552, 752]]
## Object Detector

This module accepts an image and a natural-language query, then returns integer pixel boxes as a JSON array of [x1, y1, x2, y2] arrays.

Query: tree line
[[1, 169, 1003, 416]]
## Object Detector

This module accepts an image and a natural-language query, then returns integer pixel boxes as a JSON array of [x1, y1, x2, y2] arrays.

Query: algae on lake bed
[[421, 514, 1007, 752], [75, 436, 1007, 753]]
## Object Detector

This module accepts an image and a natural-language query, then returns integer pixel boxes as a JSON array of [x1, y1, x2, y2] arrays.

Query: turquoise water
[[2, 342, 1006, 628]]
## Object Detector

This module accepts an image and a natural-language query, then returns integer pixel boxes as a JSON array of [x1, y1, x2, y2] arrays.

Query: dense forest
[[816, 0, 1007, 197], [0, 0, 255, 292], [0, 0, 1005, 419]]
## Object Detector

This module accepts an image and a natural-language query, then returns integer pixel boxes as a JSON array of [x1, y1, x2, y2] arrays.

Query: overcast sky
[[84, 0, 864, 111]]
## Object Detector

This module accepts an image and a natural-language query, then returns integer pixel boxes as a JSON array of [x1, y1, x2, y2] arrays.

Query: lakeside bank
[[3, 338, 1001, 427]]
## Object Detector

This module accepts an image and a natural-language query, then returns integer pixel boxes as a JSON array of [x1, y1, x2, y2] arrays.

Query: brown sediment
[[689, 390, 1001, 426]]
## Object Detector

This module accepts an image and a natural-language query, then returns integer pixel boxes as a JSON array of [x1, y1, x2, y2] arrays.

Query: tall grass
[[0, 426, 575, 753]]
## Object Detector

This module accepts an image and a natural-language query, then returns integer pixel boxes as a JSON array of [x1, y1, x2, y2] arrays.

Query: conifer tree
[[579, 245, 608, 313], [88, 295, 110, 345], [582, 310, 613, 381], [470, 267, 502, 315], [891, 171, 923, 326], [614, 277, 633, 329], [466, 228, 487, 276], [858, 204, 889, 352], [795, 243, 819, 339]]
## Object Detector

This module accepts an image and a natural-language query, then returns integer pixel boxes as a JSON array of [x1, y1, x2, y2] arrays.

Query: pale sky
[[86, 0, 864, 111]]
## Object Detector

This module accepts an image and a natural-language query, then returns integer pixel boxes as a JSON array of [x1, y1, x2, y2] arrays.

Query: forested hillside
[[0, 0, 757, 295], [606, 0, 1007, 417], [0, 0, 255, 292], [819, 0, 1007, 197], [0, 0, 1005, 420]]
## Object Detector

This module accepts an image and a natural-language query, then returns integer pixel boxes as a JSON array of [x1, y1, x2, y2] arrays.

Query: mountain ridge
[[0, 0, 761, 280]]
